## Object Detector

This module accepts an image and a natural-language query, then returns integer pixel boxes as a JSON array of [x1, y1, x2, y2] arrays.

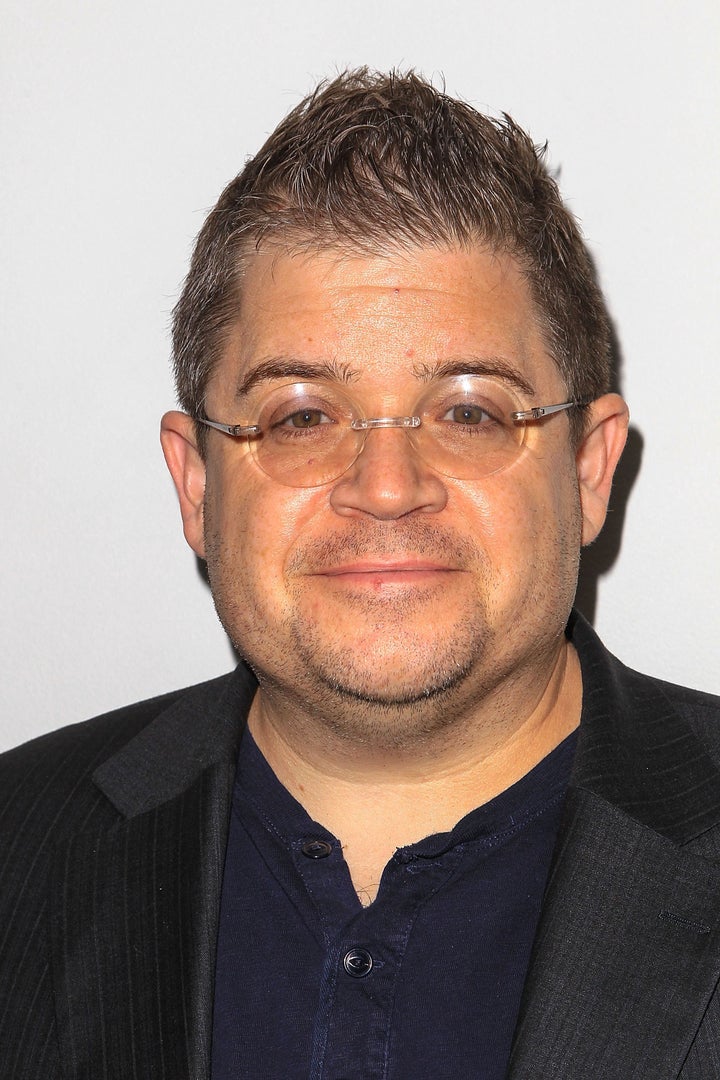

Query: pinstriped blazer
[[2, 612, 720, 1079]]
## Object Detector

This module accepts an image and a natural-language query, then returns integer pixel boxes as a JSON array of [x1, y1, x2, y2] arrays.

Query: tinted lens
[[251, 382, 361, 486], [244, 376, 527, 486], [410, 375, 525, 479]]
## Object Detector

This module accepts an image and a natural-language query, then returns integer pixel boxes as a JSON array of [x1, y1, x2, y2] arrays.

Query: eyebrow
[[234, 354, 537, 399], [414, 357, 536, 397], [235, 357, 360, 398]]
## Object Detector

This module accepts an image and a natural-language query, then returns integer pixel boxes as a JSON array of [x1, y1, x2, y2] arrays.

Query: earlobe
[[160, 411, 207, 559], [576, 394, 630, 546]]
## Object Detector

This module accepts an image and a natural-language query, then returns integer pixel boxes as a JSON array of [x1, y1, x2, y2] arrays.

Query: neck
[[247, 638, 582, 904]]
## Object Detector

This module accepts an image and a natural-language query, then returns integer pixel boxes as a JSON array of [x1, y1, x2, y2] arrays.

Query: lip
[[317, 559, 456, 576], [309, 560, 460, 588]]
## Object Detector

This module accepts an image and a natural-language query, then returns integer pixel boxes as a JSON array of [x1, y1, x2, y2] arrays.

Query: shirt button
[[301, 839, 333, 859], [343, 948, 373, 978]]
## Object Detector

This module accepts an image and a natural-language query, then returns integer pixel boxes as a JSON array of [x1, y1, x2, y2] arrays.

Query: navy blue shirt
[[213, 729, 576, 1079]]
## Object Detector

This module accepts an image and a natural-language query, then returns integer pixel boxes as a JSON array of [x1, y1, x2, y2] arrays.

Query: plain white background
[[1, 0, 718, 752]]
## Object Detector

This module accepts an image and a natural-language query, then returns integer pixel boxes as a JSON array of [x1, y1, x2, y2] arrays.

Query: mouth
[[312, 560, 459, 587]]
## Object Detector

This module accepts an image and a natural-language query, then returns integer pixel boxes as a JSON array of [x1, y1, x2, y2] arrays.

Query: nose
[[329, 426, 448, 520]]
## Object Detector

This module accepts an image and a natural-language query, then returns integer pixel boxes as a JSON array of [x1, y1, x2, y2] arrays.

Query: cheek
[[464, 453, 581, 585], [204, 462, 321, 597]]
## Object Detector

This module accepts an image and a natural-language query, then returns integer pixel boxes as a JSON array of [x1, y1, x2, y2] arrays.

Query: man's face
[[166, 244, 620, 741]]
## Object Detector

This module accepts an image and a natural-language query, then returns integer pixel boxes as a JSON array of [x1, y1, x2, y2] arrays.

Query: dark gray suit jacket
[[2, 612, 720, 1078]]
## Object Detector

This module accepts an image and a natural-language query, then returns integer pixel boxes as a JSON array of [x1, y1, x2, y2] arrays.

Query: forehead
[[210, 244, 561, 404]]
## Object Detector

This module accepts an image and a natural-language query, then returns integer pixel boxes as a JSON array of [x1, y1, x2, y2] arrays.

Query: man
[[2, 70, 720, 1080]]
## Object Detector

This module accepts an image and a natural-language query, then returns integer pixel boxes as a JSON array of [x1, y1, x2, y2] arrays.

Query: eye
[[256, 381, 355, 439], [442, 403, 494, 425], [267, 401, 342, 441], [279, 408, 332, 429]]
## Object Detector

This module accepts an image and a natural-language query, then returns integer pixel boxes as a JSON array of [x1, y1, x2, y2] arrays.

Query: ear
[[160, 411, 207, 559], [575, 393, 630, 546]]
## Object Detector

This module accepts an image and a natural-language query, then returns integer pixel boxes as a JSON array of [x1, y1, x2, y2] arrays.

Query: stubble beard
[[276, 610, 487, 751], [206, 520, 508, 751]]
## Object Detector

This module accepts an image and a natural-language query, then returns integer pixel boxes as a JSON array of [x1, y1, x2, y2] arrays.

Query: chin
[[288, 625, 485, 717], [304, 672, 475, 750], [323, 659, 474, 708]]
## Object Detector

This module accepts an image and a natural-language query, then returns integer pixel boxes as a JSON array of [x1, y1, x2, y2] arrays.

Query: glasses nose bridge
[[347, 413, 425, 472], [350, 414, 422, 432]]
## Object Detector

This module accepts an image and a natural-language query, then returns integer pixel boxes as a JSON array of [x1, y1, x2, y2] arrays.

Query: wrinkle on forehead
[[242, 242, 515, 305], [211, 244, 561, 413]]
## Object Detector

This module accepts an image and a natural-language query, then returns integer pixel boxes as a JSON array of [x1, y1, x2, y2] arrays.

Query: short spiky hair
[[172, 69, 611, 445]]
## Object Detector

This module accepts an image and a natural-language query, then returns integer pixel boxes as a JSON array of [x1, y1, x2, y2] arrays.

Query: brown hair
[[172, 69, 611, 446]]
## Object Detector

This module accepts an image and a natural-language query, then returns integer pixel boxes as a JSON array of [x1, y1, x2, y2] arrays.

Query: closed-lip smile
[[319, 560, 455, 575], [311, 560, 460, 586]]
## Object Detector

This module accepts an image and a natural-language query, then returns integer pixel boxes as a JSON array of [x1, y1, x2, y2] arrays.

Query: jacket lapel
[[509, 788, 720, 1078], [510, 614, 720, 1078], [49, 666, 255, 1080]]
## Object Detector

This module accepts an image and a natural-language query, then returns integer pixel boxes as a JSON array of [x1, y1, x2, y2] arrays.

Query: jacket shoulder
[[571, 609, 720, 743], [649, 675, 720, 752], [0, 672, 238, 847]]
